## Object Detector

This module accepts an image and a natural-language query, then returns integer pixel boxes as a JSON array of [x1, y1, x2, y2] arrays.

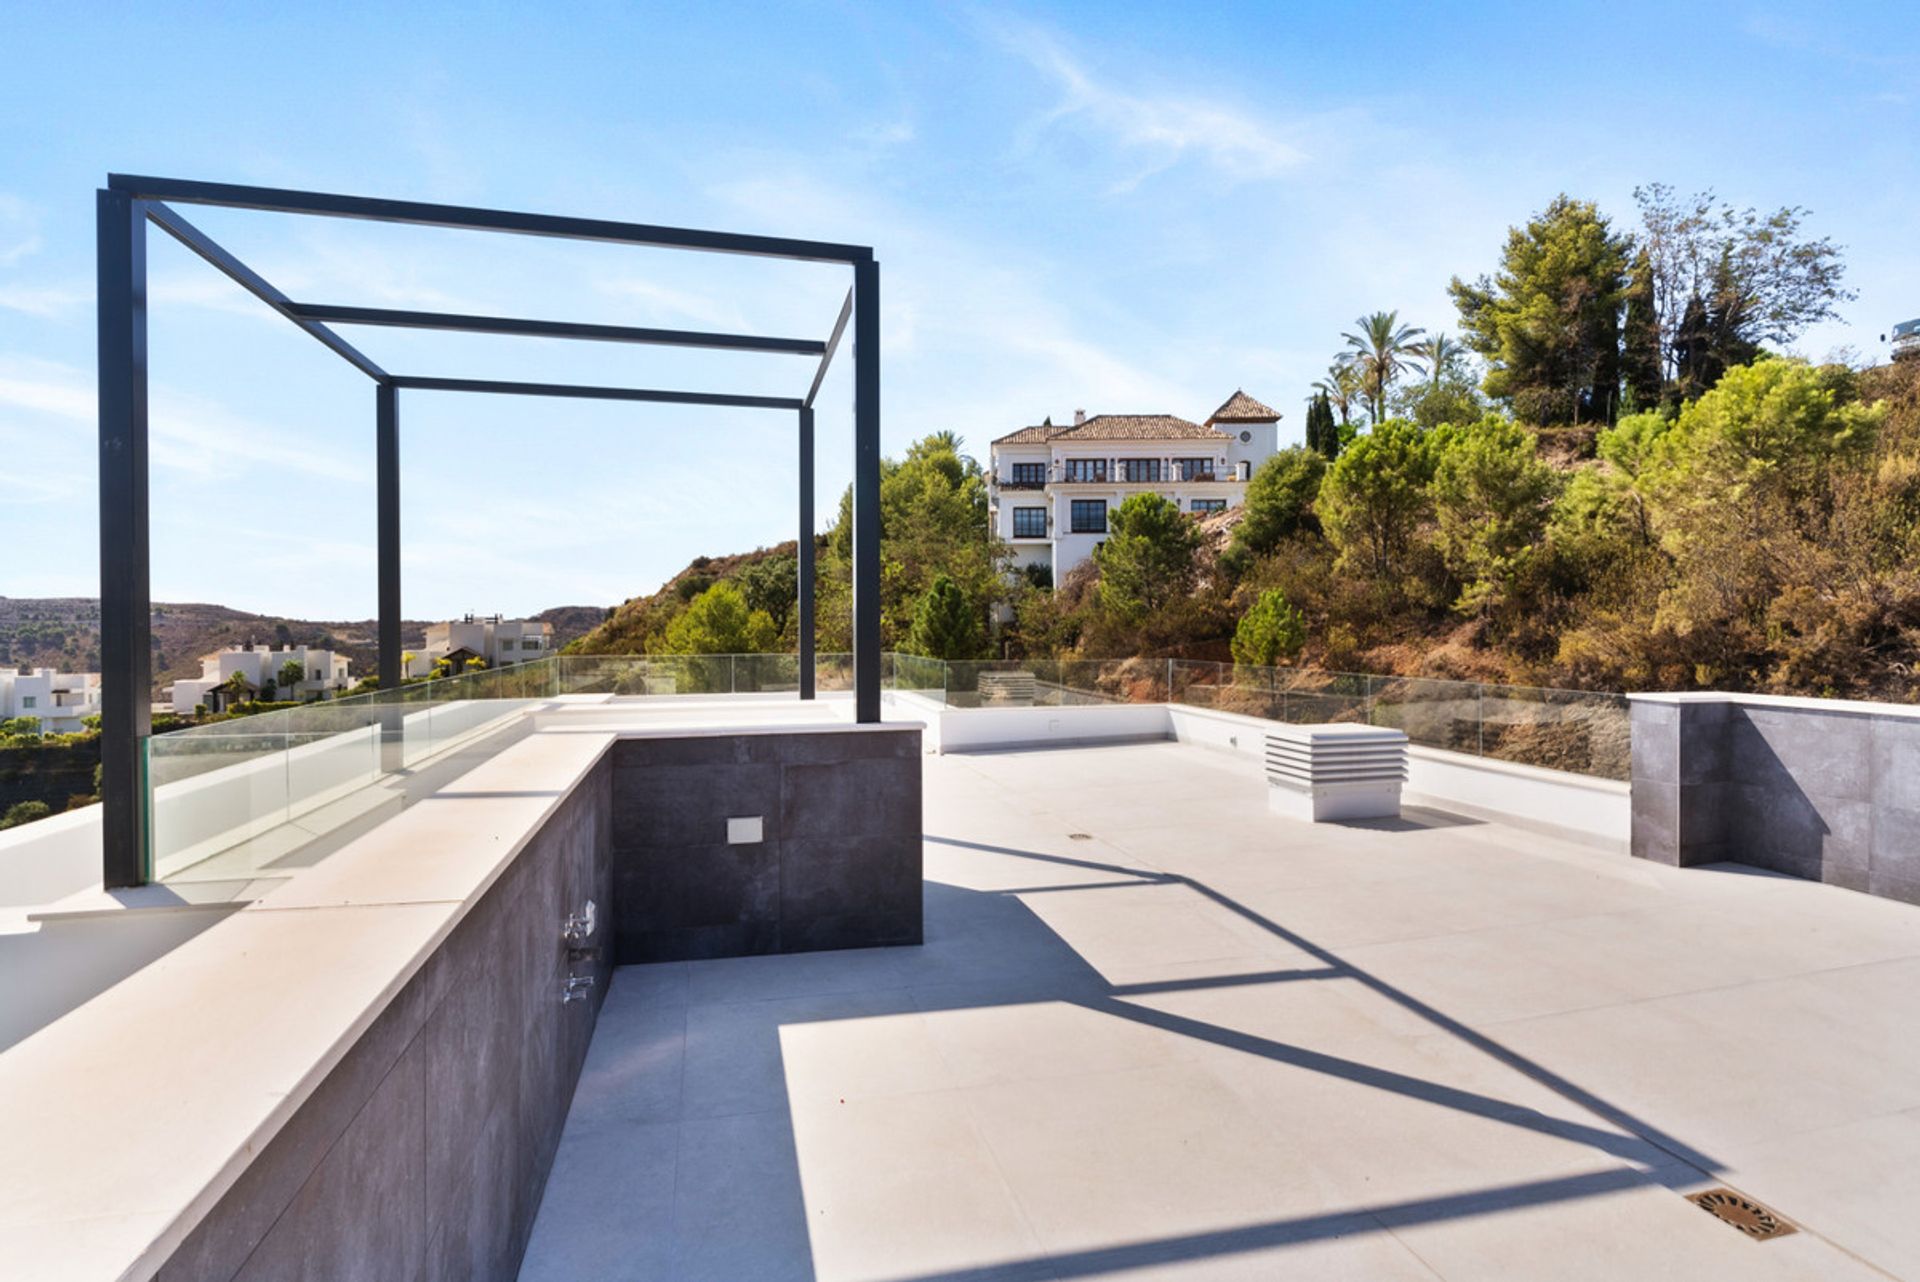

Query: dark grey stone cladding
[[610, 727, 924, 962], [156, 758, 614, 1282], [1631, 699, 1920, 905]]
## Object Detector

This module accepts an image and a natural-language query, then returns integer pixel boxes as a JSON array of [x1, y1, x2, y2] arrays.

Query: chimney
[[1073, 409, 1086, 426]]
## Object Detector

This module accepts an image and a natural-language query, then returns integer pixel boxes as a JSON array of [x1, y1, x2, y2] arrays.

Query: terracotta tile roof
[[992, 414, 1226, 446], [1206, 389, 1281, 423]]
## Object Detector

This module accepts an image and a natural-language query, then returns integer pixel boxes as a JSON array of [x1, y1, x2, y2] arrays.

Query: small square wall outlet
[[726, 816, 764, 844]]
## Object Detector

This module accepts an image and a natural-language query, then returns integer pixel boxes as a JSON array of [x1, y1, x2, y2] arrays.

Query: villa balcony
[[3, 655, 1919, 1281]]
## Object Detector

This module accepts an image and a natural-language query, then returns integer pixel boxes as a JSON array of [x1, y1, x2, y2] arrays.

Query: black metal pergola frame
[[97, 174, 882, 888]]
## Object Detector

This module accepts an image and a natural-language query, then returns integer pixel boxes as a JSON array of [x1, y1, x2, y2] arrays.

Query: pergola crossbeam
[[287, 303, 826, 356], [111, 173, 873, 264], [144, 201, 389, 380], [805, 289, 854, 409], [386, 375, 804, 410]]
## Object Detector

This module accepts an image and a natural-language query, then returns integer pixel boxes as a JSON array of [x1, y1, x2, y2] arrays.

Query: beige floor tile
[[789, 1089, 1049, 1282], [1716, 1110, 1920, 1280], [961, 1064, 1341, 1257]]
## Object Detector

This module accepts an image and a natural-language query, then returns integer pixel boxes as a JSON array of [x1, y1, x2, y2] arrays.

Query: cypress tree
[[1621, 249, 1662, 412], [1305, 392, 1340, 461]]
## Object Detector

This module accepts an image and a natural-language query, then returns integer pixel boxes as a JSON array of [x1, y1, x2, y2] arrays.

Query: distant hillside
[[568, 542, 800, 654], [0, 598, 606, 698]]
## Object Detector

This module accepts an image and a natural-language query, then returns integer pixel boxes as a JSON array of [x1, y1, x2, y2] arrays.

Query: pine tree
[[907, 574, 982, 659]]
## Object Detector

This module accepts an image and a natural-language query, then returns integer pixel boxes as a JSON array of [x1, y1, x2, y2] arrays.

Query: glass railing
[[143, 648, 1626, 883], [891, 656, 1628, 781], [146, 660, 561, 882], [144, 651, 888, 881]]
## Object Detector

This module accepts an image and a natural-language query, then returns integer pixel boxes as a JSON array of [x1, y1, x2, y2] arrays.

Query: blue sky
[[1, 1, 1914, 619]]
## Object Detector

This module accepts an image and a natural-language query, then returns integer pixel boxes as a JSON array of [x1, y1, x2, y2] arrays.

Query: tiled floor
[[520, 741, 1920, 1281]]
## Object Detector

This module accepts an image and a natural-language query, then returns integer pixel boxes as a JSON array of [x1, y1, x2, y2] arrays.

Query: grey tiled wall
[[157, 759, 614, 1282], [1631, 699, 1920, 905], [610, 728, 924, 962]]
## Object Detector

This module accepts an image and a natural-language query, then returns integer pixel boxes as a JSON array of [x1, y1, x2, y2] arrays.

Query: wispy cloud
[[592, 277, 745, 330], [0, 356, 366, 484], [0, 281, 91, 318], [0, 195, 42, 266], [987, 18, 1309, 192], [707, 169, 1202, 433], [1741, 11, 1915, 68]]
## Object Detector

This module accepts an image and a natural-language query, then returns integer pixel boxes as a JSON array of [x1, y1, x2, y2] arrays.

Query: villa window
[[1191, 498, 1227, 514], [1012, 507, 1046, 538], [1175, 458, 1214, 481], [21, 696, 35, 709], [1070, 499, 1107, 534], [1010, 462, 1046, 486], [1120, 458, 1163, 482], [523, 638, 542, 650], [1062, 458, 1107, 483]]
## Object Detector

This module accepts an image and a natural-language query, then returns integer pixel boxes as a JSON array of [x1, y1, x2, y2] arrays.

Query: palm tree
[[1312, 359, 1363, 427], [1412, 331, 1466, 388], [1340, 311, 1426, 424]]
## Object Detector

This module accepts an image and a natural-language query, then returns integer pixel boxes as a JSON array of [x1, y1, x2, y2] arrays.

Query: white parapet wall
[[887, 693, 1628, 850], [890, 691, 1171, 753], [1168, 703, 1626, 850]]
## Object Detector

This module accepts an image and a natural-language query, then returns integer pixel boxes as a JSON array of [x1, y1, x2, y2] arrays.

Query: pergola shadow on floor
[[95, 175, 883, 886], [525, 743, 1920, 1281]]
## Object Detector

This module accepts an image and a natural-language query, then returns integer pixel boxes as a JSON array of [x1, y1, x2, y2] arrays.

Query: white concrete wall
[[0, 804, 104, 908], [922, 699, 1171, 754], [896, 696, 1627, 848]]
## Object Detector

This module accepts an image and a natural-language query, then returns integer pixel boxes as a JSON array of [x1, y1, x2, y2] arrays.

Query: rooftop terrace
[[524, 739, 1920, 1281]]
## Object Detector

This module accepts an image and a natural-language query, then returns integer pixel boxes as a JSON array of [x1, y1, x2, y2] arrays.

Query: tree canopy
[[1093, 493, 1204, 622], [907, 574, 985, 659], [1318, 419, 1436, 577], [1450, 195, 1631, 426], [657, 582, 780, 655], [1231, 589, 1306, 667]]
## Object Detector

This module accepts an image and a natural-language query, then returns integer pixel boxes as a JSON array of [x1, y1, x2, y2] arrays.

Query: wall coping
[[1628, 691, 1920, 720]]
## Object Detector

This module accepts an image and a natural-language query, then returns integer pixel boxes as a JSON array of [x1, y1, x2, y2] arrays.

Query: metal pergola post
[[376, 382, 401, 693], [97, 189, 151, 888], [852, 259, 881, 724], [95, 175, 880, 887], [797, 405, 816, 700]]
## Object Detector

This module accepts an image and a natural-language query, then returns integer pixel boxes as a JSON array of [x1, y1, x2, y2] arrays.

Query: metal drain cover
[[1686, 1189, 1796, 1241]]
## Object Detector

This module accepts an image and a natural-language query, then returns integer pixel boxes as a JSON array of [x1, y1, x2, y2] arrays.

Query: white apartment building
[[989, 390, 1290, 582], [0, 668, 102, 734], [166, 643, 353, 714], [404, 615, 554, 679]]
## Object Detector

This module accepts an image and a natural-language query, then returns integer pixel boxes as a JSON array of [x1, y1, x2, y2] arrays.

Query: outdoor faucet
[[562, 899, 597, 947]]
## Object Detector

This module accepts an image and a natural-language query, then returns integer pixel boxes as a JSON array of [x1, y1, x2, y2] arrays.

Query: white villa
[[988, 390, 1290, 582], [404, 614, 554, 679], [165, 643, 352, 714], [0, 668, 102, 734]]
